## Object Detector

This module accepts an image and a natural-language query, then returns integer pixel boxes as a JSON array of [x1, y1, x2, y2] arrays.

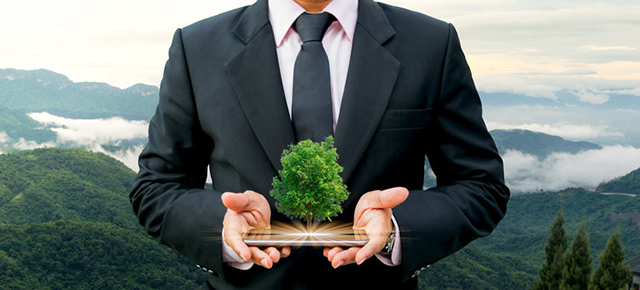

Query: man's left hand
[[323, 187, 409, 268]]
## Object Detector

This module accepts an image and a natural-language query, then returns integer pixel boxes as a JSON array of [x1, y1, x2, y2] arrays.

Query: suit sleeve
[[393, 24, 510, 282], [130, 29, 228, 278]]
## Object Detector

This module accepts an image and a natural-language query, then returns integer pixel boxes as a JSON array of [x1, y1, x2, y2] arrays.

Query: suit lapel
[[335, 0, 400, 183], [225, 0, 400, 181], [226, 0, 296, 172]]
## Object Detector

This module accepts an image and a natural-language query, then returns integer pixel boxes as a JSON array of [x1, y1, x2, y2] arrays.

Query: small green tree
[[591, 228, 632, 290], [534, 209, 568, 290], [270, 136, 349, 229], [561, 222, 592, 290]]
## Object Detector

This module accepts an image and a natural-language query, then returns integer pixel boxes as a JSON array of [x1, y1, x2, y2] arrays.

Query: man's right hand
[[221, 190, 290, 269]]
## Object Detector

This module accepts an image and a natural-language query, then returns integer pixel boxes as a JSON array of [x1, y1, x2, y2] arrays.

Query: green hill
[[0, 68, 158, 120], [424, 188, 640, 289], [0, 148, 206, 289], [0, 221, 201, 289], [597, 167, 640, 195], [0, 148, 136, 227], [0, 104, 56, 144]]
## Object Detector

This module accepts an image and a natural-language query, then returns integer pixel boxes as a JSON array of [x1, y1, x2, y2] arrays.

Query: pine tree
[[561, 222, 592, 290], [591, 228, 632, 290], [534, 209, 568, 290]]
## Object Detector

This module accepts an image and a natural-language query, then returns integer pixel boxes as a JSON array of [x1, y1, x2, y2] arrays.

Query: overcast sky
[[1, 0, 638, 89], [1, 0, 639, 144]]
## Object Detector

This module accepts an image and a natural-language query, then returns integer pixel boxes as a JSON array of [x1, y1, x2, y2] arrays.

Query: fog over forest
[[2, 112, 638, 194]]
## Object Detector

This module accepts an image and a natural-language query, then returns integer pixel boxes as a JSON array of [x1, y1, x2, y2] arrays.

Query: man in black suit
[[130, 0, 509, 288]]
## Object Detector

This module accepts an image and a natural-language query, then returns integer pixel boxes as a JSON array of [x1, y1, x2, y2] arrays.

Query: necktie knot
[[294, 13, 335, 43]]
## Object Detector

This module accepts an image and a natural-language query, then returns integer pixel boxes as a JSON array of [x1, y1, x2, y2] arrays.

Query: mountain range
[[0, 69, 606, 158], [490, 129, 601, 158], [0, 68, 158, 121]]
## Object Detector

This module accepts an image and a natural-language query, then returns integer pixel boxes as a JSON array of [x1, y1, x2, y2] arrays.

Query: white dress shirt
[[222, 0, 401, 269]]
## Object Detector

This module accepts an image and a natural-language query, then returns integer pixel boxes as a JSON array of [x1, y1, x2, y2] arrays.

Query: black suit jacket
[[130, 0, 509, 288]]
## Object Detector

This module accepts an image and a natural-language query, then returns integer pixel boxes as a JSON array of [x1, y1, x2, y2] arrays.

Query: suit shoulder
[[180, 6, 248, 39], [377, 2, 451, 34]]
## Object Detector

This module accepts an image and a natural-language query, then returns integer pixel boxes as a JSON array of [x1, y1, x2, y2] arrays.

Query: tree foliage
[[534, 209, 568, 290], [0, 148, 207, 288], [270, 136, 349, 223], [597, 167, 640, 195], [561, 223, 592, 290], [591, 229, 632, 290]]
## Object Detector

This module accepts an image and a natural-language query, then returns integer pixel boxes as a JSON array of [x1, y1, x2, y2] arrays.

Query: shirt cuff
[[374, 215, 402, 266], [222, 227, 254, 270]]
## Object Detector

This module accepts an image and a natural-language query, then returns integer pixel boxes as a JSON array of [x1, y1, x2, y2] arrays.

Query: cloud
[[475, 74, 560, 100], [487, 122, 624, 140], [0, 131, 10, 144], [89, 144, 144, 173], [503, 146, 640, 193], [11, 138, 56, 151], [28, 112, 148, 146], [583, 45, 635, 51], [568, 87, 610, 104], [613, 87, 640, 97]]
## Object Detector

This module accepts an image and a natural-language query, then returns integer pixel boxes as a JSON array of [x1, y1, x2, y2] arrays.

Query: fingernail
[[261, 259, 269, 268], [334, 261, 344, 269]]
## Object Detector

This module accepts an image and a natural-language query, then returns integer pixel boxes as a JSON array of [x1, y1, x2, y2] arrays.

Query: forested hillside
[[0, 104, 55, 144], [597, 167, 640, 194], [421, 188, 640, 289], [1, 148, 638, 289], [0, 148, 206, 289]]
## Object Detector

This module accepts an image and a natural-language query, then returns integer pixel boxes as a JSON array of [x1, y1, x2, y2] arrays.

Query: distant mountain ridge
[[490, 129, 602, 158], [0, 68, 158, 120]]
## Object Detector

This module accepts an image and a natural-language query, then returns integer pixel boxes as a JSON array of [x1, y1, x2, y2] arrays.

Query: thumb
[[221, 191, 262, 212], [375, 187, 409, 209]]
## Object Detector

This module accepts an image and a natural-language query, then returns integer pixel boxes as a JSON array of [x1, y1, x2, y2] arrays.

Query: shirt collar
[[268, 0, 358, 46]]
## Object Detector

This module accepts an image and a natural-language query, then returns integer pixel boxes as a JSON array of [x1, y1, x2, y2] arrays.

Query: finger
[[281, 246, 291, 258], [326, 247, 344, 262], [355, 235, 386, 265], [331, 247, 360, 268], [250, 247, 273, 269], [373, 187, 409, 209], [224, 228, 251, 262], [264, 247, 281, 263], [221, 190, 265, 212]]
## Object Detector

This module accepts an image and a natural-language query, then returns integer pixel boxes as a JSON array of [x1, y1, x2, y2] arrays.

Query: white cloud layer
[[474, 75, 560, 100], [504, 146, 640, 193], [487, 122, 624, 140], [0, 131, 10, 144], [28, 112, 148, 146], [569, 87, 610, 105], [583, 45, 635, 51], [89, 144, 144, 173]]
